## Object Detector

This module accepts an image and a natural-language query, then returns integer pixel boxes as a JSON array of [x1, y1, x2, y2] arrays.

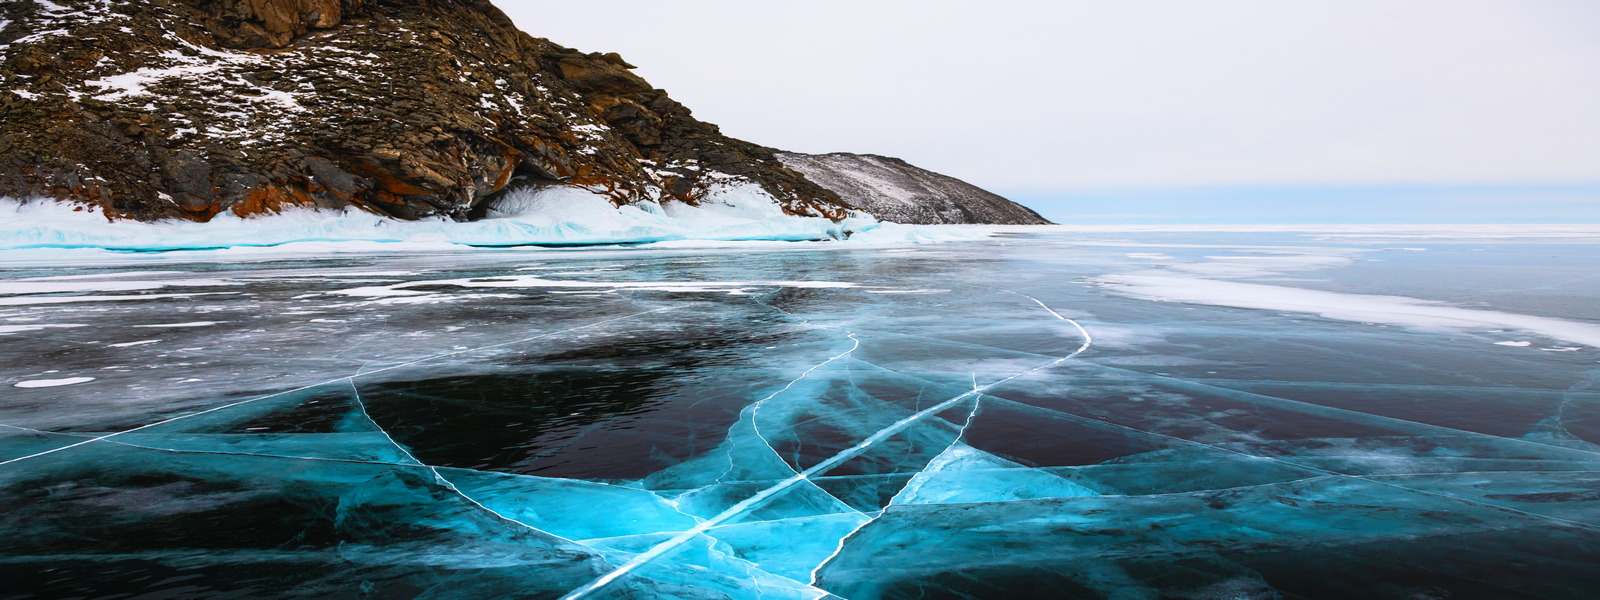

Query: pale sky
[[500, 1, 1600, 221]]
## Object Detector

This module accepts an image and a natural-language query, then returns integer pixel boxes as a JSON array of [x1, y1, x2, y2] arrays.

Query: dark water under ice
[[2, 227, 1599, 599]]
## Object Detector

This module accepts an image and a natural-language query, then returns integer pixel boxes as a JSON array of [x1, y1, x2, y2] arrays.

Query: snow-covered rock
[[0, 0, 845, 222], [777, 152, 1051, 225], [0, 0, 1048, 233]]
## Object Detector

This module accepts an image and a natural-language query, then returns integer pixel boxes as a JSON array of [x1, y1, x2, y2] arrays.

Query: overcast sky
[[501, 1, 1600, 221]]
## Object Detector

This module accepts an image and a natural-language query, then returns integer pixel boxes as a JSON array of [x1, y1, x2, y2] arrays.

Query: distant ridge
[[778, 152, 1051, 225]]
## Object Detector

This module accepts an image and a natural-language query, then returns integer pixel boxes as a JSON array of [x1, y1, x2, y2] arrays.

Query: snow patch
[[131, 321, 222, 328], [107, 339, 162, 348], [15, 377, 95, 388], [16, 271, 187, 281], [86, 64, 226, 101], [1101, 274, 1600, 348], [0, 278, 236, 295], [0, 323, 87, 334], [0, 293, 235, 306], [333, 275, 860, 298]]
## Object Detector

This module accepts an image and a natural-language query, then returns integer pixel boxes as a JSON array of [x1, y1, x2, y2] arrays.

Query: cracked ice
[[3, 227, 1600, 599]]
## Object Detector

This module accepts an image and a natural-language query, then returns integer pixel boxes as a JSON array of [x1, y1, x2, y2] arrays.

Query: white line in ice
[[559, 291, 1091, 600], [347, 379, 590, 546], [744, 332, 861, 476], [808, 378, 985, 586]]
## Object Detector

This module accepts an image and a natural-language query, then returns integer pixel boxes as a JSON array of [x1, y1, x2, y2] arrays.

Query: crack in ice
[[559, 291, 1092, 600], [718, 332, 862, 484], [808, 377, 986, 586], [1083, 362, 1600, 460], [1552, 369, 1600, 444], [836, 318, 1600, 461], [974, 394, 1600, 533]]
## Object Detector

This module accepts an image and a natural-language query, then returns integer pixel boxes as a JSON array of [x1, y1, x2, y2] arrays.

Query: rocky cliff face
[[777, 152, 1052, 225], [0, 0, 847, 221]]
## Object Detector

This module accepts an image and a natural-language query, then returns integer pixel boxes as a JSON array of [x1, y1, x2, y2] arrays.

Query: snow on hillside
[[777, 152, 1051, 225]]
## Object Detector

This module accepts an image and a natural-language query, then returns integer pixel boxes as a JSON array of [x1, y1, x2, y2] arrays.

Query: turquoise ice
[[2, 226, 1599, 599]]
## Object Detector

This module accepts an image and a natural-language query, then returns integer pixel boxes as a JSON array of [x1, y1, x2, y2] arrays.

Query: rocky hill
[[0, 0, 1044, 226], [778, 152, 1051, 225], [0, 0, 848, 222]]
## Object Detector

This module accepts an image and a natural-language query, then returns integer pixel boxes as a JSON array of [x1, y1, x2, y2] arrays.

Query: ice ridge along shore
[[0, 186, 995, 254]]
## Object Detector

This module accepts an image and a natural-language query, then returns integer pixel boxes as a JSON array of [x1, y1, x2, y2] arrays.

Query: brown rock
[[0, 0, 844, 222], [181, 0, 358, 48]]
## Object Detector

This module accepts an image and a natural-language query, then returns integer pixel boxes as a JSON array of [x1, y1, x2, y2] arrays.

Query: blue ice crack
[[809, 377, 987, 585], [558, 291, 1093, 599]]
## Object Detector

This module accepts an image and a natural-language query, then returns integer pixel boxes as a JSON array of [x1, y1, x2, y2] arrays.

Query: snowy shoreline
[[6, 186, 1597, 266], [0, 185, 1002, 261]]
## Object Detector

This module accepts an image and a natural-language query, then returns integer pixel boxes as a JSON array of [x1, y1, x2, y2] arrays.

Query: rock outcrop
[[0, 0, 846, 221], [777, 152, 1051, 225]]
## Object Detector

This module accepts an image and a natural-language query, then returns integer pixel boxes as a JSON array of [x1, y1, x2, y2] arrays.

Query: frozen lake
[[3, 225, 1599, 599]]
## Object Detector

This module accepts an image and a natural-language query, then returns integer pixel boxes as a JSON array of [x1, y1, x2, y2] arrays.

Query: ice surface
[[2, 226, 1599, 599]]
